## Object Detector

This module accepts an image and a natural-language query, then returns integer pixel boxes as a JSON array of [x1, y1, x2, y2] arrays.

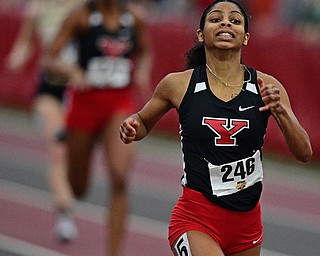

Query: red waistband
[[182, 186, 211, 203]]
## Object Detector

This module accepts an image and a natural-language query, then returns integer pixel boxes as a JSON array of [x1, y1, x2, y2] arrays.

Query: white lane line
[[0, 179, 294, 256], [0, 179, 168, 239], [0, 234, 68, 256], [262, 204, 320, 234]]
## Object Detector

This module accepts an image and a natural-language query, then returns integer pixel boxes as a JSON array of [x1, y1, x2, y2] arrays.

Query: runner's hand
[[68, 67, 90, 91], [258, 77, 282, 113], [120, 117, 141, 144]]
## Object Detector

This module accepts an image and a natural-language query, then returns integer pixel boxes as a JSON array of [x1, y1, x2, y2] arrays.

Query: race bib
[[174, 233, 192, 256], [86, 57, 132, 89], [208, 150, 263, 197]]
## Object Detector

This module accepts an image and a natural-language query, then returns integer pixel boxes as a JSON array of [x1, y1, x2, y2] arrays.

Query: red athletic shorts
[[168, 187, 263, 255], [65, 87, 136, 134]]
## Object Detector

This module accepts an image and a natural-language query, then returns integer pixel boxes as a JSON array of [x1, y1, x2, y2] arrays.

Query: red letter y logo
[[202, 117, 249, 146]]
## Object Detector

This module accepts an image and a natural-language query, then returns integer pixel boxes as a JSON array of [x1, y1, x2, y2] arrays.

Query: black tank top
[[76, 1, 137, 89], [179, 65, 270, 211]]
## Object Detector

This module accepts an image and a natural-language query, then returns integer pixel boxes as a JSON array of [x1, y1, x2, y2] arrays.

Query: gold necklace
[[206, 63, 251, 88]]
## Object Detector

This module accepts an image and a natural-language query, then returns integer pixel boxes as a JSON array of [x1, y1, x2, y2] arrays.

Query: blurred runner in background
[[43, 0, 152, 255], [6, 0, 83, 242]]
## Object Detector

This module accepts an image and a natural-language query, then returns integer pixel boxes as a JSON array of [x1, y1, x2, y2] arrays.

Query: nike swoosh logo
[[252, 233, 263, 244], [239, 105, 255, 112]]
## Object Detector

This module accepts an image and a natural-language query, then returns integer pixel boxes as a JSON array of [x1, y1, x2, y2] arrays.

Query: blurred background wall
[[0, 0, 319, 160]]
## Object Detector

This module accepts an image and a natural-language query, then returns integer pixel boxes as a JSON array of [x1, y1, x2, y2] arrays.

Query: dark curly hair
[[185, 0, 250, 69]]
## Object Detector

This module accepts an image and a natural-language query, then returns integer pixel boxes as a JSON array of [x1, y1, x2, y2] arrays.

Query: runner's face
[[198, 2, 249, 50]]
